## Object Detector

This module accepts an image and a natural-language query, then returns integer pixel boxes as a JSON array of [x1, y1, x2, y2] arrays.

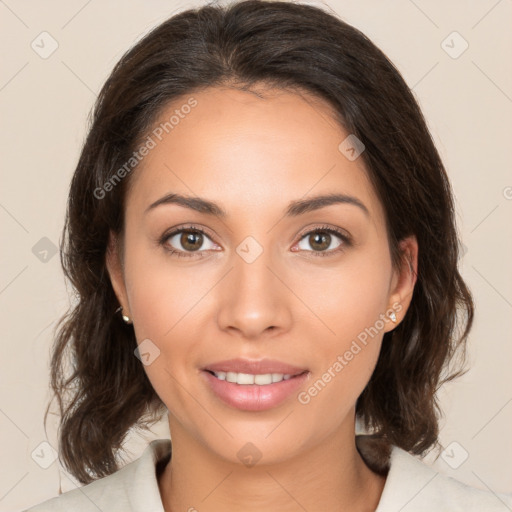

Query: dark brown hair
[[46, 0, 473, 484]]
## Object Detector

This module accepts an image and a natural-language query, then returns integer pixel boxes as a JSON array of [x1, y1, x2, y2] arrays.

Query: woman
[[25, 0, 512, 510]]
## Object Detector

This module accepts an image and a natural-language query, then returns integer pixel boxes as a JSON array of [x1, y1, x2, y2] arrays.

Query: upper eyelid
[[296, 224, 349, 240]]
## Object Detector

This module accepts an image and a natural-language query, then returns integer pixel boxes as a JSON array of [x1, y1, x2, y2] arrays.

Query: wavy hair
[[46, 0, 473, 484]]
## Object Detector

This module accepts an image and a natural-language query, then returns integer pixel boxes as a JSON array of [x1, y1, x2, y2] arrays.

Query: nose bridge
[[235, 241, 276, 298], [216, 238, 291, 338]]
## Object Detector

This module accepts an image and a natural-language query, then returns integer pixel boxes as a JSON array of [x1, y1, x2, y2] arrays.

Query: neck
[[158, 416, 387, 512]]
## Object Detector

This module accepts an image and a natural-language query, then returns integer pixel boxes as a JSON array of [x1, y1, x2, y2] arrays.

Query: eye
[[160, 225, 218, 258], [293, 225, 351, 257], [159, 224, 352, 259]]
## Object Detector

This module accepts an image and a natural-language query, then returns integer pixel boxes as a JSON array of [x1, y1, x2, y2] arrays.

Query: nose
[[215, 248, 293, 340]]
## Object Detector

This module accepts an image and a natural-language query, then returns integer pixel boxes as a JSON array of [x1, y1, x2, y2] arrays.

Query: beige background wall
[[1, 0, 511, 510]]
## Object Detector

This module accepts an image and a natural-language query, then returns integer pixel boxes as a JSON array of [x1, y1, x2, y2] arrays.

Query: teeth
[[211, 371, 294, 385]]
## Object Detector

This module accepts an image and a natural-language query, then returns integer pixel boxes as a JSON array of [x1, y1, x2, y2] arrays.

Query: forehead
[[125, 86, 384, 228]]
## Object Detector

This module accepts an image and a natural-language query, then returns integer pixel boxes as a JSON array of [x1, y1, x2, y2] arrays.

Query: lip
[[202, 358, 307, 375], [201, 369, 310, 411]]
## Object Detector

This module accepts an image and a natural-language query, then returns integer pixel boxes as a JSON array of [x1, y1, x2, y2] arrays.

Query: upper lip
[[203, 358, 308, 375]]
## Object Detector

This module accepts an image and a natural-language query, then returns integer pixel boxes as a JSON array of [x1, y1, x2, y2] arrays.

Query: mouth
[[200, 358, 310, 411]]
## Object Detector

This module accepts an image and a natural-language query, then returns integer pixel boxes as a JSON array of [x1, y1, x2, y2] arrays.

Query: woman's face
[[107, 85, 417, 465]]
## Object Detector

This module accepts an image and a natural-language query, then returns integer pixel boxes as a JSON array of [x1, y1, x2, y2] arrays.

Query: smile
[[202, 369, 310, 411]]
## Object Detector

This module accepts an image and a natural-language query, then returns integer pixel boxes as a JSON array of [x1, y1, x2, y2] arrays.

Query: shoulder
[[376, 443, 512, 512], [23, 439, 171, 512]]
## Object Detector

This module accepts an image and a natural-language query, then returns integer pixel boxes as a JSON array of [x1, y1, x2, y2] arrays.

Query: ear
[[105, 230, 131, 317], [384, 235, 418, 331]]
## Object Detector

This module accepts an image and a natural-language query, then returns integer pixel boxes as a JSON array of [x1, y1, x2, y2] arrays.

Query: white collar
[[37, 438, 511, 511]]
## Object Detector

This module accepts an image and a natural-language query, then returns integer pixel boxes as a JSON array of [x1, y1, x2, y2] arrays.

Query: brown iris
[[180, 230, 203, 251], [308, 231, 331, 252]]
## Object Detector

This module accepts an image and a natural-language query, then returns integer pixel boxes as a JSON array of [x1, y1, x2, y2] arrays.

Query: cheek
[[122, 241, 219, 396], [123, 249, 206, 415], [123, 237, 211, 337], [298, 243, 392, 347], [294, 242, 391, 401], [296, 270, 388, 430]]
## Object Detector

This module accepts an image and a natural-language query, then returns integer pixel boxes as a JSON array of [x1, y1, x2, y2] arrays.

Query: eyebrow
[[145, 192, 370, 218]]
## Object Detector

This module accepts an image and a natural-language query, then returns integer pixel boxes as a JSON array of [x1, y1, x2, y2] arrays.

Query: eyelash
[[159, 224, 352, 259]]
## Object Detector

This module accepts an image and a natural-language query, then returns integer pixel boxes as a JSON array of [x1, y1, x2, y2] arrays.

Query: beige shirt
[[24, 438, 512, 511]]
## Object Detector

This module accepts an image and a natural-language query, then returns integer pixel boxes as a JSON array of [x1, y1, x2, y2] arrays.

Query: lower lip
[[201, 370, 309, 411]]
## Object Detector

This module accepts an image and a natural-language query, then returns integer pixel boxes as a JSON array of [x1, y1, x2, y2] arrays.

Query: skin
[[106, 85, 418, 512]]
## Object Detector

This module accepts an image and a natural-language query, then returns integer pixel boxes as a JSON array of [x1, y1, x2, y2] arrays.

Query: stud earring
[[116, 306, 133, 324], [389, 311, 397, 323], [122, 312, 133, 324]]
